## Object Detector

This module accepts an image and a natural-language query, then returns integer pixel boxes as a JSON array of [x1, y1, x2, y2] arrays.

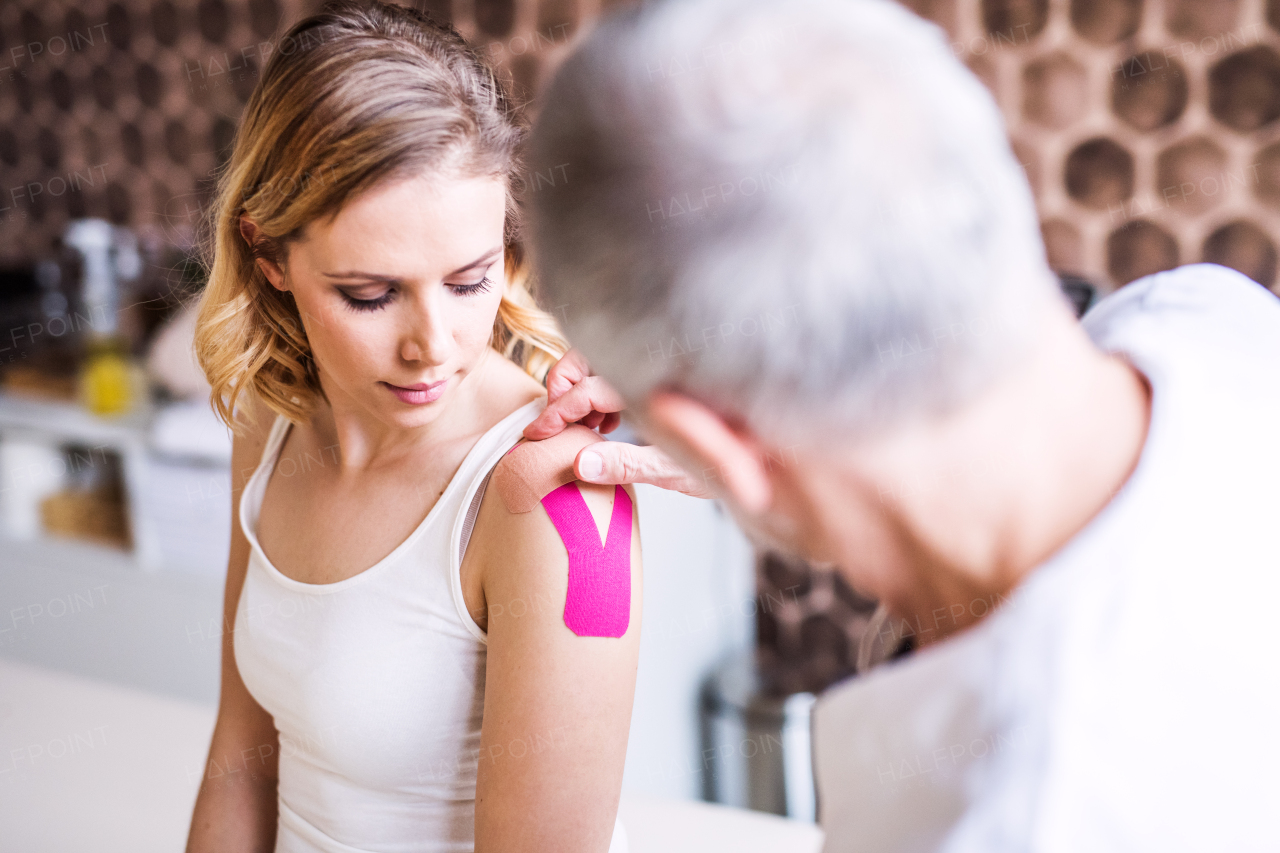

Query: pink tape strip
[[540, 483, 632, 638]]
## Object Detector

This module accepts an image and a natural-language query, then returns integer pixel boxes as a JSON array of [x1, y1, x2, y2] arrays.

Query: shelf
[[0, 390, 154, 447]]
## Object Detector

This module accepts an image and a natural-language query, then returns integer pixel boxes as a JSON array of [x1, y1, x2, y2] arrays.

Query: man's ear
[[642, 391, 772, 514], [239, 215, 286, 291]]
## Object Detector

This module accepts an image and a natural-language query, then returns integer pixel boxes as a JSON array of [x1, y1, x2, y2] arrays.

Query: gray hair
[[528, 0, 1061, 443]]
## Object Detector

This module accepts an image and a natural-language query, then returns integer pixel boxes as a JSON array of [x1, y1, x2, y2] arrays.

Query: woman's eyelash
[[451, 276, 493, 296], [338, 275, 493, 311], [340, 290, 395, 312]]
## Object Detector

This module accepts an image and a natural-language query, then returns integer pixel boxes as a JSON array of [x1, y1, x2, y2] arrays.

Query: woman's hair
[[194, 0, 568, 430]]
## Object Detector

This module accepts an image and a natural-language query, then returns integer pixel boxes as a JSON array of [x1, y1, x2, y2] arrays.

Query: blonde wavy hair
[[194, 0, 567, 431]]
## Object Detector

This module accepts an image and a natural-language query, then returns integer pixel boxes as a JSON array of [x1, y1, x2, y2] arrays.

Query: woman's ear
[[239, 215, 286, 291], [641, 391, 773, 514]]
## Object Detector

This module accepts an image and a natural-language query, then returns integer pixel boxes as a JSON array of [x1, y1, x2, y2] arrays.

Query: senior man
[[522, 0, 1280, 850]]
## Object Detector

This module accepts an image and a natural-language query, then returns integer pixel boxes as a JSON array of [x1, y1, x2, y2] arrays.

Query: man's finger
[[524, 376, 626, 440], [575, 443, 711, 499], [544, 348, 592, 403]]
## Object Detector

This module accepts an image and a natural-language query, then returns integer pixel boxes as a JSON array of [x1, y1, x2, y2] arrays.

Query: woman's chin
[[379, 400, 446, 428]]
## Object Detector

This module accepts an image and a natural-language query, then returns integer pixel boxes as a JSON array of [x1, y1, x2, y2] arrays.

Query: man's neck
[[818, 305, 1152, 647]]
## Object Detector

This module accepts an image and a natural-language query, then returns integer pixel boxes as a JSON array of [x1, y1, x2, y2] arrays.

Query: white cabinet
[[0, 392, 231, 576]]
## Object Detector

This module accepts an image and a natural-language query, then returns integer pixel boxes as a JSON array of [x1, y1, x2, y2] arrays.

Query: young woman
[[185, 3, 642, 851]]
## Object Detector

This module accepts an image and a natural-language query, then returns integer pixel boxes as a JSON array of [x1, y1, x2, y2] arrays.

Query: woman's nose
[[399, 294, 453, 365]]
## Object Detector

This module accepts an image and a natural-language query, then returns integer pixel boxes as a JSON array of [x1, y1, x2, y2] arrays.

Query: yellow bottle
[[64, 219, 143, 418], [81, 337, 134, 416]]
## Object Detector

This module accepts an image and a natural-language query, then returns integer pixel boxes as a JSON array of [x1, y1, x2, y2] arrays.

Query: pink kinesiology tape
[[540, 482, 632, 638]]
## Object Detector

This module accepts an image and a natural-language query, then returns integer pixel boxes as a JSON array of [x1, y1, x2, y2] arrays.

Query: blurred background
[[0, 0, 1278, 849]]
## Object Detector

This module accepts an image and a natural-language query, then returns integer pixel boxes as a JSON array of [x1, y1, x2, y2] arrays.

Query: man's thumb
[[574, 443, 710, 498], [577, 447, 606, 482]]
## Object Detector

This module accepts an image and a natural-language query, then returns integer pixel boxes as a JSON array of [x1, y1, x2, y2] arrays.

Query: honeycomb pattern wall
[[0, 0, 294, 262], [900, 0, 1280, 292], [0, 0, 626, 266]]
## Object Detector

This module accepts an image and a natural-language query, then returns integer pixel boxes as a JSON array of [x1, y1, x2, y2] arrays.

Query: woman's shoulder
[[230, 394, 284, 472], [470, 471, 639, 635], [489, 425, 603, 512], [479, 351, 549, 414], [468, 429, 641, 617], [488, 430, 635, 555], [227, 393, 289, 513]]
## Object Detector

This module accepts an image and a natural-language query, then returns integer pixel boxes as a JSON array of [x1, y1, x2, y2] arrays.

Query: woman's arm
[[467, 476, 643, 853], [186, 400, 280, 853]]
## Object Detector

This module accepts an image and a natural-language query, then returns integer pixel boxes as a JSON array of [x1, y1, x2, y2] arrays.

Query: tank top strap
[[458, 467, 497, 568], [448, 397, 547, 640], [238, 413, 293, 548], [259, 413, 293, 470], [454, 398, 547, 562]]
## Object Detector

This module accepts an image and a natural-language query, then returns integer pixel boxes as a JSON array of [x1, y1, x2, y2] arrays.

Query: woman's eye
[[339, 290, 395, 312], [449, 276, 494, 297]]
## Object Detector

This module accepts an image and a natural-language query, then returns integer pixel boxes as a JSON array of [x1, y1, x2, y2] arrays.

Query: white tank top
[[234, 397, 628, 853]]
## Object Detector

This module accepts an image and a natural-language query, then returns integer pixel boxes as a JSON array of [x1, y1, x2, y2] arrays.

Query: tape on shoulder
[[492, 424, 606, 513], [542, 482, 632, 638]]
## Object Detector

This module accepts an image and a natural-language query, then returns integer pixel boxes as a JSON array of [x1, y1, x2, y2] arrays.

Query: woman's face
[[256, 171, 508, 430]]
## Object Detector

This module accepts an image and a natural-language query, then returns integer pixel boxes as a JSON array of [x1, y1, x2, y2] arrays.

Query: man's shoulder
[[1082, 263, 1280, 362]]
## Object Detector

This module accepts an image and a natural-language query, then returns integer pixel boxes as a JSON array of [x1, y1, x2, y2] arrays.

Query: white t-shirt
[[812, 263, 1280, 852]]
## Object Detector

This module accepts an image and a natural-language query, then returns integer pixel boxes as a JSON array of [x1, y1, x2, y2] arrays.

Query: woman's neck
[[308, 349, 499, 473]]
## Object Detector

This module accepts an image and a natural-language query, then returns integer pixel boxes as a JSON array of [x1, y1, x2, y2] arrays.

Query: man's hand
[[525, 349, 624, 437], [525, 349, 711, 498]]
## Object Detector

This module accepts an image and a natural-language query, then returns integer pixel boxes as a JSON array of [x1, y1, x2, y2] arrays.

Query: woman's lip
[[386, 380, 446, 392], [382, 379, 447, 404]]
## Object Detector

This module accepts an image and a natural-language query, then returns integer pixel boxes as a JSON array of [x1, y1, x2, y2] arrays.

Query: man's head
[[528, 0, 1066, 574]]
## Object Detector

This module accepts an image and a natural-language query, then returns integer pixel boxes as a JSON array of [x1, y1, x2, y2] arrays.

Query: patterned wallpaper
[[928, 0, 1280, 291], [0, 0, 626, 265]]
